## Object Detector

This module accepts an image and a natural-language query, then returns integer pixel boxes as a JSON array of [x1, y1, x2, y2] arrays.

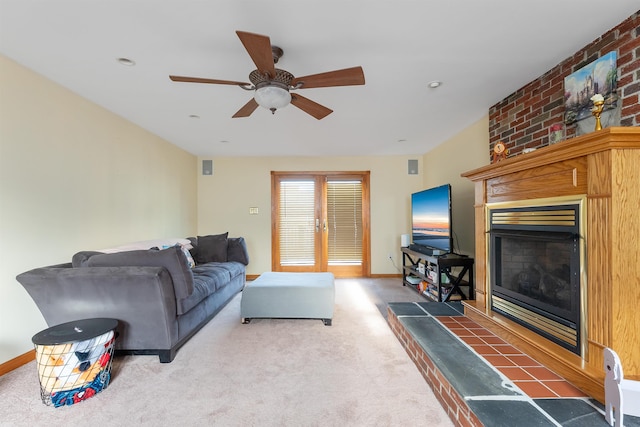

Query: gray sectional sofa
[[17, 234, 248, 363]]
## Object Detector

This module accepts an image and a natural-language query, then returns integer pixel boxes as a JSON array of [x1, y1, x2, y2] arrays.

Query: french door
[[271, 171, 370, 277]]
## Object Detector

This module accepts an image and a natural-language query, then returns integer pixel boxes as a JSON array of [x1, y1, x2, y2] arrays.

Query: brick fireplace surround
[[462, 127, 640, 403]]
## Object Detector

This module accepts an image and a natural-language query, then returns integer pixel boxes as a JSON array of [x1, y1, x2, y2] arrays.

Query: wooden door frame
[[271, 171, 371, 277]]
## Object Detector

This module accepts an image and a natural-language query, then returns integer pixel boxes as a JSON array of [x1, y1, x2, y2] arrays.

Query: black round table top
[[32, 318, 118, 345]]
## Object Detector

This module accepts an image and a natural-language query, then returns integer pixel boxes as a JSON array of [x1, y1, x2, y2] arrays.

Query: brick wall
[[489, 11, 639, 158]]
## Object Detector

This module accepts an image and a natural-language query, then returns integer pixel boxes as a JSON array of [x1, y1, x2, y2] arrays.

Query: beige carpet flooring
[[0, 279, 452, 426]]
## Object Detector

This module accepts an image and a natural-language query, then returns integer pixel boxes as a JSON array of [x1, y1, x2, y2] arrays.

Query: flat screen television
[[410, 184, 453, 255]]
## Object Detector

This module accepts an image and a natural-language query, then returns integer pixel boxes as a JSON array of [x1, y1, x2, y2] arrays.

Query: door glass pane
[[279, 180, 315, 266], [327, 180, 362, 265]]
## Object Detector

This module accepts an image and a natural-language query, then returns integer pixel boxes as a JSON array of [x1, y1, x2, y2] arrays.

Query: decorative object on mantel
[[492, 140, 508, 163], [549, 123, 564, 144], [564, 51, 619, 135], [591, 94, 605, 131]]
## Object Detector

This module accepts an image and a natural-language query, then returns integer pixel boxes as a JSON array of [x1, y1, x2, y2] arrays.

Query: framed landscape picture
[[563, 51, 617, 125]]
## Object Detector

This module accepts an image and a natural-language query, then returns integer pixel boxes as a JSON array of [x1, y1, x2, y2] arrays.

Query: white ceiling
[[1, 1, 637, 157]]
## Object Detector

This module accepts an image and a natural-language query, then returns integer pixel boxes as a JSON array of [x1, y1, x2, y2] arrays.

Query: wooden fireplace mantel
[[462, 127, 640, 402]]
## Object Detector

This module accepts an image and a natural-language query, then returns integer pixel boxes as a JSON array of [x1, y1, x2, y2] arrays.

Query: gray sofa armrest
[[16, 265, 179, 351], [84, 246, 194, 303]]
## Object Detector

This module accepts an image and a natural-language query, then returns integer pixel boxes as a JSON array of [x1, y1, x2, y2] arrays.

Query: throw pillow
[[71, 251, 104, 268], [97, 238, 192, 254], [196, 232, 229, 264], [227, 237, 249, 265], [180, 245, 196, 268], [186, 236, 198, 260]]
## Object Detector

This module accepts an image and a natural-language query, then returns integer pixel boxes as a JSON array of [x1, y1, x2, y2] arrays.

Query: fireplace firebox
[[488, 199, 585, 355]]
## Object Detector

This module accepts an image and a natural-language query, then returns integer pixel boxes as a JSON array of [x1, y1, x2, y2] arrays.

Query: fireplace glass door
[[492, 232, 579, 323], [488, 202, 583, 355]]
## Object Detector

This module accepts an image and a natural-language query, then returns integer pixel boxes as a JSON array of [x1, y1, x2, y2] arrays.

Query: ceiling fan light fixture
[[169, 31, 364, 119], [254, 83, 291, 113]]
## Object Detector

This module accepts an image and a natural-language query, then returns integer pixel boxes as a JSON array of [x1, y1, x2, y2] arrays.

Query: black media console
[[401, 247, 474, 302]]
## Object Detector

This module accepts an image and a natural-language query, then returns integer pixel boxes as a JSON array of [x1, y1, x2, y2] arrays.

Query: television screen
[[411, 184, 452, 253]]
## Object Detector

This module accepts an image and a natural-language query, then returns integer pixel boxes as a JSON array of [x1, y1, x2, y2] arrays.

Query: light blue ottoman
[[241, 272, 335, 325]]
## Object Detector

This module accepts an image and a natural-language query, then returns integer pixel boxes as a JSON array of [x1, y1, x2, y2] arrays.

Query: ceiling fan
[[169, 31, 365, 120]]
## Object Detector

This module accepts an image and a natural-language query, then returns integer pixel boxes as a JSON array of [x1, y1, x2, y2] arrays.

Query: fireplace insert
[[488, 201, 584, 355]]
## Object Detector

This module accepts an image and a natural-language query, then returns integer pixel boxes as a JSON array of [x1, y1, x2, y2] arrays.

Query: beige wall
[[197, 156, 425, 275], [422, 117, 490, 255], [0, 55, 197, 364]]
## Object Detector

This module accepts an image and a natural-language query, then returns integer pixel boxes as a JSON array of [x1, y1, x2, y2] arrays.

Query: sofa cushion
[[85, 246, 194, 307], [178, 263, 233, 314], [195, 232, 228, 264], [227, 237, 249, 265], [192, 264, 231, 289], [208, 261, 246, 280]]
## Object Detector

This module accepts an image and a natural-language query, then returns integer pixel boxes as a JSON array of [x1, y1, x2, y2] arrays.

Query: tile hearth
[[439, 315, 585, 399], [387, 301, 639, 427]]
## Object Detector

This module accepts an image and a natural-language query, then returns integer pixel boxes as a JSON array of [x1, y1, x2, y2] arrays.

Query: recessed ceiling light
[[427, 81, 442, 89], [117, 57, 136, 66], [189, 114, 200, 119]]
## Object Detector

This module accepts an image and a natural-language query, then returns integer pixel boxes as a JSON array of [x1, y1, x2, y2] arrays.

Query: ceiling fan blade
[[232, 98, 259, 118], [236, 31, 276, 79], [290, 94, 333, 120], [169, 75, 250, 86], [291, 66, 365, 89]]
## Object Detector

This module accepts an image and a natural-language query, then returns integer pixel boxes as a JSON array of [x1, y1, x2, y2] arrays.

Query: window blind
[[327, 180, 362, 265], [278, 180, 315, 266]]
